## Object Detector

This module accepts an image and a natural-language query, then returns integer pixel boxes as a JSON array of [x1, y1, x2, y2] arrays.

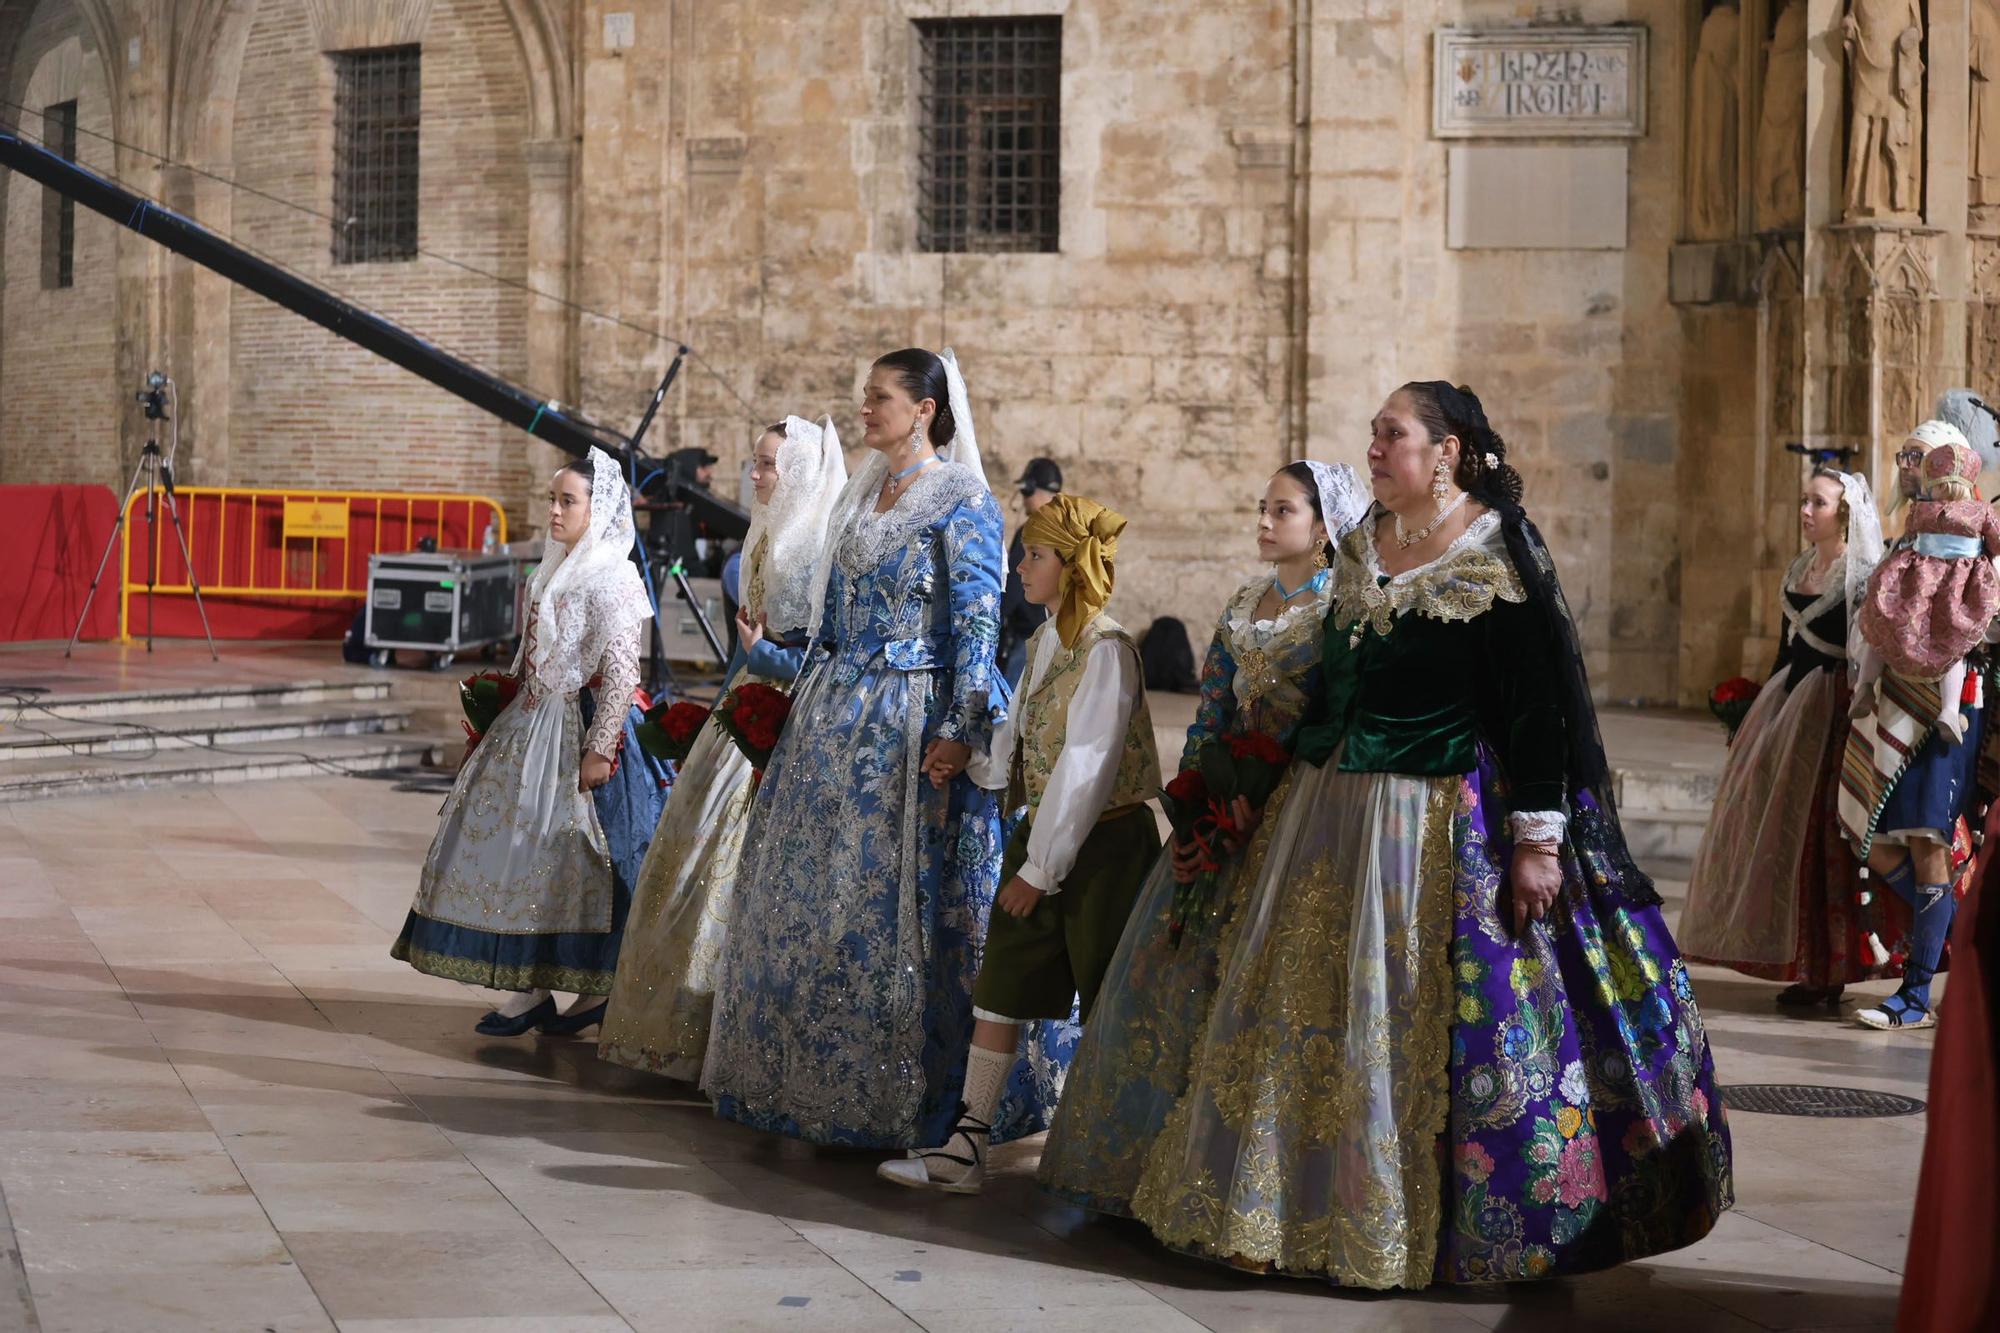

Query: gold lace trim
[[391, 939, 617, 996], [1129, 774, 1460, 1287], [1331, 526, 1526, 646]]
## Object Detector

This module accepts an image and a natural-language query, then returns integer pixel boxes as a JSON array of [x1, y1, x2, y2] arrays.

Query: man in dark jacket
[[999, 458, 1063, 688]]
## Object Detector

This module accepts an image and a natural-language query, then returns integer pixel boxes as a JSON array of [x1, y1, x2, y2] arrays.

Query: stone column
[[111, 6, 170, 482], [161, 163, 234, 486], [521, 136, 575, 513]]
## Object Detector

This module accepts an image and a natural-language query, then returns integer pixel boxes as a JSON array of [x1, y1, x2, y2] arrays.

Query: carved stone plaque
[[1433, 27, 1648, 139]]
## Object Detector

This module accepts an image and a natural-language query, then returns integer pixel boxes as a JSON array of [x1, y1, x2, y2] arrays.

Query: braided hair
[[1398, 381, 1524, 506]]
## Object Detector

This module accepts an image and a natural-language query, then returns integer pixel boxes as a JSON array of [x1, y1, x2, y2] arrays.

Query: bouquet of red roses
[[1708, 676, 1760, 741], [716, 682, 792, 780], [634, 699, 711, 765], [458, 672, 520, 754], [1158, 731, 1291, 946]]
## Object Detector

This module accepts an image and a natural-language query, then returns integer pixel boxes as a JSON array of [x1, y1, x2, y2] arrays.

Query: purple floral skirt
[[1037, 749, 1734, 1287], [1443, 756, 1733, 1282]]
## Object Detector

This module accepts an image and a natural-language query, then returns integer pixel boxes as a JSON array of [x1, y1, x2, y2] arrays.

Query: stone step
[[0, 702, 413, 761], [0, 732, 445, 804], [0, 678, 392, 724], [1620, 807, 1710, 864], [1614, 762, 1721, 816]]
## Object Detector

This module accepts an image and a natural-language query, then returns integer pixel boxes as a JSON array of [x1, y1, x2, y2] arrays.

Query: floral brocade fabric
[[700, 464, 1071, 1148], [1040, 532, 1732, 1288], [1036, 574, 1331, 1213]]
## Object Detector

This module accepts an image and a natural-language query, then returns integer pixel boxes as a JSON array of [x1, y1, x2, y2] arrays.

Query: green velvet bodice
[[1293, 511, 1569, 814]]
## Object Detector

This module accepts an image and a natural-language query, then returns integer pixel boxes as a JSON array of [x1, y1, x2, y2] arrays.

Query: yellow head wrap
[[1021, 494, 1127, 650]]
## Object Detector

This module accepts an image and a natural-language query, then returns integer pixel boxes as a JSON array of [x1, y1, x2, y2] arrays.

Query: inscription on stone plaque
[[1433, 27, 1648, 139]]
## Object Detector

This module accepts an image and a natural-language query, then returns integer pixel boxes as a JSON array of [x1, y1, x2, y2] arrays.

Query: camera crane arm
[[0, 132, 631, 466], [0, 131, 750, 671]]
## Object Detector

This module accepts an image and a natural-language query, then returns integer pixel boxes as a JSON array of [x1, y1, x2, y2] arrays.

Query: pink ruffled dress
[[1860, 499, 2000, 680]]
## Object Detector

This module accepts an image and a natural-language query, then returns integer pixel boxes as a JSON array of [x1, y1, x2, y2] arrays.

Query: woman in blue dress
[[702, 348, 1070, 1148]]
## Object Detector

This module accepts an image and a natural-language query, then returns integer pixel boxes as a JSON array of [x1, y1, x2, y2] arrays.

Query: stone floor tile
[[240, 1160, 531, 1234], [282, 1231, 616, 1323], [582, 1263, 919, 1332], [26, 1266, 333, 1333]]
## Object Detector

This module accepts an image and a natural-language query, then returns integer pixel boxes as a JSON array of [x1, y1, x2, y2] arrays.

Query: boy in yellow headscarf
[[881, 494, 1162, 1195]]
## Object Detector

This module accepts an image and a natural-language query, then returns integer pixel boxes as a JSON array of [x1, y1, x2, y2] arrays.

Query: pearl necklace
[[1393, 490, 1469, 550]]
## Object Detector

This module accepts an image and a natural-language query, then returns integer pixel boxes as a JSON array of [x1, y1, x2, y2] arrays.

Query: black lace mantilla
[[1492, 499, 1660, 908]]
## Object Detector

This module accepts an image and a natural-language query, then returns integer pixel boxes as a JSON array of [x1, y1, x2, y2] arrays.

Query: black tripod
[[66, 375, 218, 660], [621, 347, 728, 689]]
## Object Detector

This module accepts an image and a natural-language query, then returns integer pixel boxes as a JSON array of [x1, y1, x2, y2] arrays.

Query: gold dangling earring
[[1431, 456, 1451, 503], [1313, 541, 1330, 570]]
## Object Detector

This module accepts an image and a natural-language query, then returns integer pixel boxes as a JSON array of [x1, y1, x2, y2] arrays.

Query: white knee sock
[[495, 988, 551, 1018], [561, 993, 604, 1016], [960, 1042, 1013, 1133]]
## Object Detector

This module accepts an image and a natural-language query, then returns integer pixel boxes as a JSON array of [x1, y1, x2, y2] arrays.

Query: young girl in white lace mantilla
[[393, 448, 654, 1035]]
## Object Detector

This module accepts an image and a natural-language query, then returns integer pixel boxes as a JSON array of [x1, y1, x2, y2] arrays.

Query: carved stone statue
[[1843, 0, 1926, 221], [1687, 3, 1742, 239], [1973, 0, 2000, 218], [1756, 0, 1807, 230]]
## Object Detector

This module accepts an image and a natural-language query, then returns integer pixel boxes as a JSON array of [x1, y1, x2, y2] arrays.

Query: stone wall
[[0, 0, 1700, 700], [609, 0, 1303, 644], [226, 0, 535, 508], [1301, 0, 1688, 703], [0, 0, 117, 486]]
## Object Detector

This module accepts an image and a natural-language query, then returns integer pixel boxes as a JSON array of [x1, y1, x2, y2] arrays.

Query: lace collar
[[1331, 506, 1525, 643], [1356, 506, 1504, 584], [1225, 573, 1333, 637], [836, 460, 989, 578]]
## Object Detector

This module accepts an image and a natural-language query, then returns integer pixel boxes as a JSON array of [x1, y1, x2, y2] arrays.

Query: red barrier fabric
[[1900, 803, 2000, 1333], [0, 484, 120, 643]]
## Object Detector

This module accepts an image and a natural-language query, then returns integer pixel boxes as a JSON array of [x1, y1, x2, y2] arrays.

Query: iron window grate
[[43, 100, 76, 289], [915, 17, 1061, 254], [332, 45, 421, 265]]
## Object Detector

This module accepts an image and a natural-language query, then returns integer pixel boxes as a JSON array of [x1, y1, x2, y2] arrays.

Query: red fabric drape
[[0, 484, 119, 642], [1899, 801, 2000, 1333]]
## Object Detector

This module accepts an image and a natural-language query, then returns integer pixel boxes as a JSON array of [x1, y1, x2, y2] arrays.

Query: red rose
[[1164, 769, 1209, 806], [1710, 676, 1759, 706], [1225, 733, 1288, 767], [659, 701, 709, 745]]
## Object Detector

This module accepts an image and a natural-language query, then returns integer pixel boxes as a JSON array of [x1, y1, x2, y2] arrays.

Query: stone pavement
[[0, 744, 1923, 1330]]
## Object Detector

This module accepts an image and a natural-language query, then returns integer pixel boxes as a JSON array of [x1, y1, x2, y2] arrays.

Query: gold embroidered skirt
[[599, 715, 759, 1080], [1040, 763, 1458, 1289]]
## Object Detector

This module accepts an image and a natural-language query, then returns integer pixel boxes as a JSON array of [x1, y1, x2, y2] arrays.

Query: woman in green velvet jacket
[[1060, 382, 1733, 1290]]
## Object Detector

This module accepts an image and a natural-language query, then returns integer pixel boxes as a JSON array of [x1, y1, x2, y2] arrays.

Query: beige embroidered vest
[[1009, 615, 1160, 819]]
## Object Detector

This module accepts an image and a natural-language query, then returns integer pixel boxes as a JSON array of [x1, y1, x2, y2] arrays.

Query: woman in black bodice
[[1680, 467, 1894, 1009]]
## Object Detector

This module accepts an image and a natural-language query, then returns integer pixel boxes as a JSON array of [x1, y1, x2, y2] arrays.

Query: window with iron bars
[[332, 45, 420, 264], [41, 100, 76, 290], [915, 17, 1061, 254]]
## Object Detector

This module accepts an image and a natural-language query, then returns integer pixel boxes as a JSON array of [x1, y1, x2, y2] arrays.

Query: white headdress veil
[[1304, 460, 1370, 540], [937, 347, 987, 486], [1833, 469, 1884, 677], [512, 447, 654, 696], [804, 348, 990, 641], [740, 415, 849, 635]]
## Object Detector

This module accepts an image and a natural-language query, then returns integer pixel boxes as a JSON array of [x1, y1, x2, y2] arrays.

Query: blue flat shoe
[[538, 1001, 608, 1037], [475, 996, 557, 1036], [1854, 991, 1935, 1031]]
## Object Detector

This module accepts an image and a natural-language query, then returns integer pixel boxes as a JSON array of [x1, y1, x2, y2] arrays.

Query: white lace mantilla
[[835, 462, 989, 582]]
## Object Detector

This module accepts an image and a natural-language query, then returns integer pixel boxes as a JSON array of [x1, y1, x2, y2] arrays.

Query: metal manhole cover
[[1721, 1084, 1924, 1118]]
